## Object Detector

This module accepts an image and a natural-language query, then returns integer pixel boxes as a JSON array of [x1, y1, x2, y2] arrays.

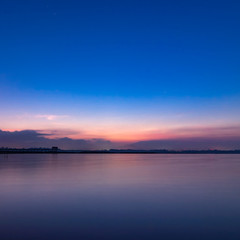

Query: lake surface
[[0, 154, 240, 240]]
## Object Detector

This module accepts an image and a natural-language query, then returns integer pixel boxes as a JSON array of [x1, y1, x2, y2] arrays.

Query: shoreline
[[1, 150, 240, 154]]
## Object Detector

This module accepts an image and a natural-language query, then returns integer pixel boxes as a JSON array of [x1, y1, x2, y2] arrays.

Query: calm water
[[0, 154, 240, 240]]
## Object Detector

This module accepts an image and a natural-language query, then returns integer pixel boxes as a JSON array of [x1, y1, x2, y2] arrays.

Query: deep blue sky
[[0, 0, 240, 146], [1, 0, 240, 97]]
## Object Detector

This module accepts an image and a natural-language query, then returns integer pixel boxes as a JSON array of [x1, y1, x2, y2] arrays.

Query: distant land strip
[[1, 148, 240, 154]]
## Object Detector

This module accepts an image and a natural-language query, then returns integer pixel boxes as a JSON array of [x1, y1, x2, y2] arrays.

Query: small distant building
[[51, 146, 58, 152]]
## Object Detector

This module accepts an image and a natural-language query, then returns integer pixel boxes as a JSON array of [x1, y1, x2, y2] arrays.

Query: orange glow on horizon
[[2, 123, 240, 143]]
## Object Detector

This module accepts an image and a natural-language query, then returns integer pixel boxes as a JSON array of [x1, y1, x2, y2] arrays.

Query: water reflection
[[0, 154, 240, 240]]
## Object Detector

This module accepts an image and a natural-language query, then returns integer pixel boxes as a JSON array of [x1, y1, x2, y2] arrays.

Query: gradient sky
[[1, 0, 240, 148]]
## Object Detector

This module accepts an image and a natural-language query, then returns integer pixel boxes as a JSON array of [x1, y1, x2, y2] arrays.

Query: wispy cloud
[[38, 129, 81, 138], [35, 114, 69, 121], [139, 125, 240, 140]]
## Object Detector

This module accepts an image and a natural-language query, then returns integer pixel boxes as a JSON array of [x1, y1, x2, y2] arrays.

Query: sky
[[0, 0, 240, 149]]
